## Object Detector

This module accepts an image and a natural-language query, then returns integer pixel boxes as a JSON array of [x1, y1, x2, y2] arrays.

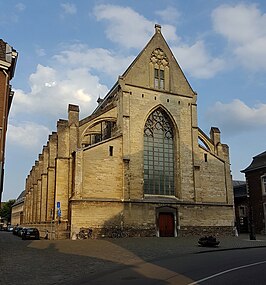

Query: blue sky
[[2, 0, 266, 201]]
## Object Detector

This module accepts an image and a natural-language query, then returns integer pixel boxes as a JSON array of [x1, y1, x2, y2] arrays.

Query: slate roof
[[241, 151, 266, 173], [12, 190, 25, 206], [232, 180, 246, 187], [233, 180, 247, 198]]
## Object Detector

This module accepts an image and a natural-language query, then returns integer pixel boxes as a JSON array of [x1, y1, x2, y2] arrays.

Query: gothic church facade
[[23, 25, 234, 238]]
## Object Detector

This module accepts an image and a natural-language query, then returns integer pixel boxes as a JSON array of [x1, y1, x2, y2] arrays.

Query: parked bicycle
[[77, 228, 93, 239], [111, 227, 127, 238]]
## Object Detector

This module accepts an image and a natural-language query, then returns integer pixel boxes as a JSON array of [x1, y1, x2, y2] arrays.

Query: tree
[[0, 199, 15, 223]]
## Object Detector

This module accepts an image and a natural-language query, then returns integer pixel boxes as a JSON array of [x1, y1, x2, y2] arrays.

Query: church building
[[22, 25, 234, 238]]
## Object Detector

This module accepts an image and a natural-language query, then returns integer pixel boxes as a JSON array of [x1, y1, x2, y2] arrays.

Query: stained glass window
[[144, 108, 174, 195]]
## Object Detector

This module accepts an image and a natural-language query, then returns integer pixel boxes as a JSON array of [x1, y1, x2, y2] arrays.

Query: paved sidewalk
[[194, 234, 266, 253]]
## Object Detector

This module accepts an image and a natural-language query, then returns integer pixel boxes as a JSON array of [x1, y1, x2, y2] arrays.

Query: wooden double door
[[159, 212, 175, 237]]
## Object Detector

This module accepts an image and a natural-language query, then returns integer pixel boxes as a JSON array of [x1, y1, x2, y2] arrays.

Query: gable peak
[[155, 24, 161, 34]]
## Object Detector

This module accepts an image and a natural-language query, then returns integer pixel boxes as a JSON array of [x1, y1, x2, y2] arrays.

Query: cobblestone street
[[1, 231, 266, 285], [0, 231, 196, 285]]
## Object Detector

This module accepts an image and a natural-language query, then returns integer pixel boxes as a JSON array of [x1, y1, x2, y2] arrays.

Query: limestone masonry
[[22, 25, 234, 239]]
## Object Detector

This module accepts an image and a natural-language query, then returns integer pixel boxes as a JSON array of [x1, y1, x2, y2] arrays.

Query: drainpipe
[[0, 70, 9, 204], [247, 191, 256, 240]]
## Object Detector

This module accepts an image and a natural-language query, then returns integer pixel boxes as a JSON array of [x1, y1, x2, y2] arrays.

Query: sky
[[1, 0, 266, 201]]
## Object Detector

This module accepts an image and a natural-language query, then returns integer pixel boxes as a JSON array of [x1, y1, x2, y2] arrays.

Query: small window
[[154, 68, 164, 90], [109, 146, 113, 156], [264, 203, 266, 218], [262, 175, 266, 195], [154, 68, 159, 89], [160, 70, 164, 89], [239, 206, 246, 217], [204, 153, 208, 162], [94, 134, 102, 144]]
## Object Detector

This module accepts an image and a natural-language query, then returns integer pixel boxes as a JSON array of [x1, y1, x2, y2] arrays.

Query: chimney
[[210, 127, 221, 146], [68, 104, 79, 126]]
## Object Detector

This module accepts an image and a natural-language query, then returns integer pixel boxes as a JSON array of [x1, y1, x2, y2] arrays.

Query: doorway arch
[[156, 206, 178, 237]]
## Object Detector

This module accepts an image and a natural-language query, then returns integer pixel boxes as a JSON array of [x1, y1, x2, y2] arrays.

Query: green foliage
[[0, 199, 16, 223]]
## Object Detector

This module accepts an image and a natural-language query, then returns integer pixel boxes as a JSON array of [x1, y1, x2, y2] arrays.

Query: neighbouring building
[[11, 190, 25, 226], [0, 40, 18, 204], [233, 181, 249, 233], [22, 25, 234, 239], [242, 151, 266, 234]]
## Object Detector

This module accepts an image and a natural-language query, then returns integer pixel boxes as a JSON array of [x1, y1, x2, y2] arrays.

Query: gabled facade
[[23, 25, 234, 239], [233, 181, 249, 233], [0, 40, 18, 204], [242, 151, 266, 234]]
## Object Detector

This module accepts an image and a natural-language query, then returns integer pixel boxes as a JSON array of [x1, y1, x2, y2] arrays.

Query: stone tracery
[[150, 48, 169, 67]]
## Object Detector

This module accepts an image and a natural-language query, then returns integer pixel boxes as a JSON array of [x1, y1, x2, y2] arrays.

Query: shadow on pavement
[[1, 231, 190, 285]]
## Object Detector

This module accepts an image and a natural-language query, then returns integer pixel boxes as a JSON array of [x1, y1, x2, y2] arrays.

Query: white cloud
[[9, 4, 231, 153], [54, 44, 134, 77], [0, 3, 25, 25], [235, 38, 266, 70], [10, 41, 138, 150], [207, 99, 266, 135], [94, 4, 154, 49], [161, 24, 179, 43], [15, 3, 26, 12], [155, 6, 180, 24], [93, 4, 222, 79], [61, 3, 77, 15], [7, 122, 50, 149], [172, 41, 225, 79], [212, 4, 266, 71], [35, 47, 46, 57], [93, 5, 179, 47], [12, 64, 108, 119], [10, 61, 108, 150]]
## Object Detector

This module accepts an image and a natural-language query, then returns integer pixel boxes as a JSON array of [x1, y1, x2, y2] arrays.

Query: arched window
[[144, 108, 175, 195]]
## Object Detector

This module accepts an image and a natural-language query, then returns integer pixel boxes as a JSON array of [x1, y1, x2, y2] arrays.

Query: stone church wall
[[21, 25, 234, 239], [81, 136, 123, 199]]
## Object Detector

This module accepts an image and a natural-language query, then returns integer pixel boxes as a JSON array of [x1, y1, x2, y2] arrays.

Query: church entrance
[[158, 212, 174, 237]]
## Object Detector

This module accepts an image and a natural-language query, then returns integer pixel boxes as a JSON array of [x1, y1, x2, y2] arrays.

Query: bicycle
[[77, 228, 93, 239], [111, 228, 127, 238]]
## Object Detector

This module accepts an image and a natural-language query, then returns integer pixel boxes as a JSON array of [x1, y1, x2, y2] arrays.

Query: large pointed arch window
[[144, 108, 175, 195]]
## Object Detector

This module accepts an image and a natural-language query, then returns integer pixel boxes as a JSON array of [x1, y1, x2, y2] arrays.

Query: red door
[[159, 213, 174, 237]]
